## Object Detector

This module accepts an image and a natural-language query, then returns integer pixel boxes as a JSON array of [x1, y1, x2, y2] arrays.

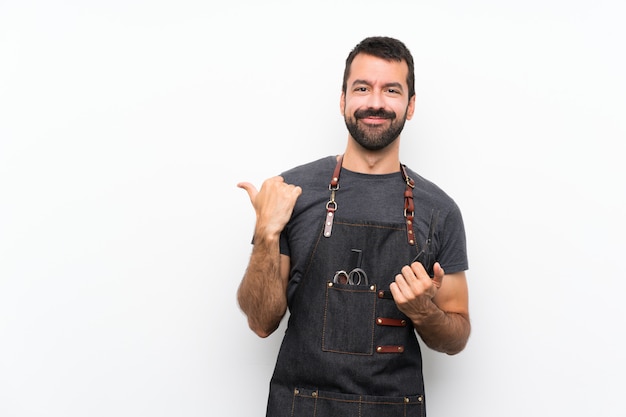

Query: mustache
[[354, 108, 396, 120]]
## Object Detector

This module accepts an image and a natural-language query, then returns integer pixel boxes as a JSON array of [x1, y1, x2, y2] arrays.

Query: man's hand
[[238, 176, 302, 237], [390, 261, 444, 324], [391, 261, 470, 354]]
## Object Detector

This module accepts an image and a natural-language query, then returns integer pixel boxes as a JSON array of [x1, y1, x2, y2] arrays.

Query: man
[[237, 36, 470, 417]]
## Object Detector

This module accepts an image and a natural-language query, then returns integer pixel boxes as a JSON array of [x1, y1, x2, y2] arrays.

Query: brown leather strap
[[376, 317, 407, 327], [376, 345, 405, 353], [401, 164, 416, 246], [330, 155, 343, 188], [323, 206, 336, 238], [324, 155, 343, 238]]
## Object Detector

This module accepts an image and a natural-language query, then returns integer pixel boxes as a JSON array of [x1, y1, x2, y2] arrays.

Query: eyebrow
[[351, 79, 405, 92]]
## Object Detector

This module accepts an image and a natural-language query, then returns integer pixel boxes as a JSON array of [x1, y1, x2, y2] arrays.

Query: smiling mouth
[[354, 108, 396, 122], [359, 117, 390, 126]]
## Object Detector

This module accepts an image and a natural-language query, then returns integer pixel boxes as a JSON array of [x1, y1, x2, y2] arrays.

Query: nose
[[366, 90, 384, 109]]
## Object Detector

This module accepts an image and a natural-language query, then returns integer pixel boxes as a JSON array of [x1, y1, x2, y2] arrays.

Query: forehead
[[347, 53, 409, 87]]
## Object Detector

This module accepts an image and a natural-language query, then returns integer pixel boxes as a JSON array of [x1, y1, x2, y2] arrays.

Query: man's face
[[341, 53, 415, 151]]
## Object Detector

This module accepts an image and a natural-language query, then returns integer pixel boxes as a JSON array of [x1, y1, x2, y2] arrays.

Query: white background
[[1, 1, 625, 416]]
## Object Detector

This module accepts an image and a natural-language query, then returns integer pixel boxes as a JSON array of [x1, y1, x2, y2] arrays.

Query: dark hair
[[342, 36, 415, 98]]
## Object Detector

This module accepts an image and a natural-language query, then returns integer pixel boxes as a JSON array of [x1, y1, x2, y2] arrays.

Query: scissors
[[333, 267, 368, 286], [332, 248, 369, 285], [410, 209, 439, 278], [411, 249, 434, 278]]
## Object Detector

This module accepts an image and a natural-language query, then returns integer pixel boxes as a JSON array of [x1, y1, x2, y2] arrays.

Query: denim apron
[[266, 157, 427, 417]]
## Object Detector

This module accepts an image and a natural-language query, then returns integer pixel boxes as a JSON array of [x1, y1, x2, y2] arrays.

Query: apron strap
[[323, 155, 343, 238], [401, 164, 416, 245], [324, 155, 416, 245]]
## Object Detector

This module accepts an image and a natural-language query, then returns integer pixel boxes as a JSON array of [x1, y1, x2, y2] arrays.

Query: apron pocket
[[322, 281, 376, 355], [292, 387, 424, 417]]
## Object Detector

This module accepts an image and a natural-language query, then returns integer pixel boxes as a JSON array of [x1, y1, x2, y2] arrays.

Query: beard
[[344, 107, 408, 151]]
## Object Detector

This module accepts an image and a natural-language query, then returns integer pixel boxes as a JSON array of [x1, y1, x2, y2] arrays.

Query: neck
[[341, 140, 401, 174]]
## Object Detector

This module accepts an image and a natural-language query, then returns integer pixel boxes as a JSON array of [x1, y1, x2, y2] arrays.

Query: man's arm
[[237, 243, 291, 338], [236, 177, 301, 338], [390, 262, 471, 355]]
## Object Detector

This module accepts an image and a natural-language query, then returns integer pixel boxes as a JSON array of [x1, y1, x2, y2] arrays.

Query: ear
[[406, 94, 416, 120], [340, 91, 346, 115]]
